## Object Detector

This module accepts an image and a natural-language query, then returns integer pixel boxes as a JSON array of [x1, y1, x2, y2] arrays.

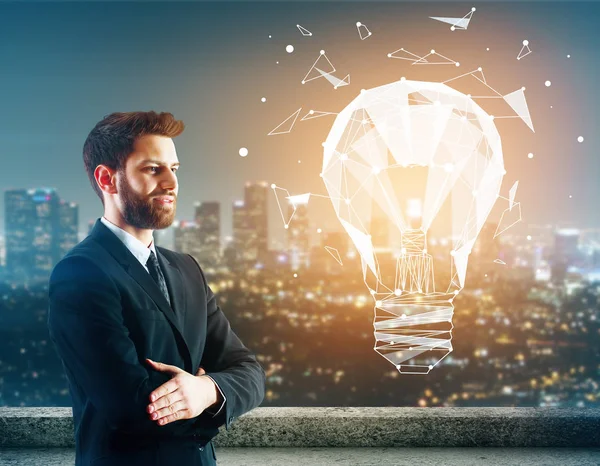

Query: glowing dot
[[239, 148, 248, 157], [345, 198, 351, 205], [401, 76, 406, 81], [478, 67, 482, 71], [286, 45, 294, 53], [376, 300, 382, 307], [545, 80, 551, 87], [276, 61, 279, 65], [356, 22, 362, 26], [268, 35, 272, 39], [577, 136, 584, 143], [270, 183, 276, 189], [486, 47, 490, 51], [523, 40, 529, 46], [387, 53, 392, 58], [455, 62, 460, 67], [293, 273, 297, 278], [528, 153, 534, 159], [431, 49, 435, 54], [320, 50, 325, 55], [298, 160, 301, 164], [567, 54, 571, 58], [569, 195, 573, 199], [284, 225, 289, 229], [261, 97, 266, 103], [317, 228, 322, 233], [451, 26, 455, 31], [527, 235, 532, 241], [309, 110, 314, 114], [428, 365, 433, 370], [472, 7, 476, 11], [394, 289, 402, 296], [401, 314, 406, 319]]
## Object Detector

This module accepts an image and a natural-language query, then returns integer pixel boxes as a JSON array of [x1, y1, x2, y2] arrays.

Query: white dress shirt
[[100, 216, 226, 417]]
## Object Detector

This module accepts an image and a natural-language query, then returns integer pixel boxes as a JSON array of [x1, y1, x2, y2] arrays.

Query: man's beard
[[118, 172, 176, 230]]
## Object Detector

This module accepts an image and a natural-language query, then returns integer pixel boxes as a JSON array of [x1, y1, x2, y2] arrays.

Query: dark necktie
[[146, 250, 172, 307]]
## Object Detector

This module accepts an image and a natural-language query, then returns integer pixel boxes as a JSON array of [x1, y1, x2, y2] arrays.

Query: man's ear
[[95, 164, 118, 196]]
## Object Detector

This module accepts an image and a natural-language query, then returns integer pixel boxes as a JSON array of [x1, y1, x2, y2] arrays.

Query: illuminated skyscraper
[[5, 189, 35, 281], [230, 200, 252, 265], [4, 188, 72, 282], [173, 220, 203, 263], [194, 201, 221, 268], [58, 200, 79, 259], [30, 188, 61, 279], [244, 181, 269, 262], [286, 200, 310, 270]]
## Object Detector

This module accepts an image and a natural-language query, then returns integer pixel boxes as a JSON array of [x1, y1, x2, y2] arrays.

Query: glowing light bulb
[[321, 79, 504, 374]]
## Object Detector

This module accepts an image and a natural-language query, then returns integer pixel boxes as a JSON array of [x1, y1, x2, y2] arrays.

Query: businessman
[[47, 111, 265, 466]]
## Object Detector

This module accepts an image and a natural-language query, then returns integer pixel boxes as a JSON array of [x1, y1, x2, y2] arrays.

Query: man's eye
[[147, 167, 177, 173]]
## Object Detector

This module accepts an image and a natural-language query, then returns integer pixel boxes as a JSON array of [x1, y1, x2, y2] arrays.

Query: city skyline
[[0, 1, 598, 245]]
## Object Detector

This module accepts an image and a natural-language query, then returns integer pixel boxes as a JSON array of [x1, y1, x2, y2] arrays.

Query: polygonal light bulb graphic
[[321, 78, 504, 374]]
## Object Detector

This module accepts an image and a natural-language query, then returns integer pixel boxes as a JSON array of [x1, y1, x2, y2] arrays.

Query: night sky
[[0, 1, 598, 246]]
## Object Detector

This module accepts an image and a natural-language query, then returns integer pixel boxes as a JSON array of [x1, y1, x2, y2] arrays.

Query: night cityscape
[[1, 182, 598, 409]]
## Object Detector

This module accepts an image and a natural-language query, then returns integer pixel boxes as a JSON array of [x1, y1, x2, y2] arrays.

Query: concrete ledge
[[2, 447, 600, 466], [1, 407, 599, 448]]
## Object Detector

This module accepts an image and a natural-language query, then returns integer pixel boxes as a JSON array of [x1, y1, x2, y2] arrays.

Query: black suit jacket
[[47, 218, 265, 466]]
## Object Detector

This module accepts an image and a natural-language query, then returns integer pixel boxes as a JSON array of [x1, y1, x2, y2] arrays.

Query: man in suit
[[47, 111, 265, 466]]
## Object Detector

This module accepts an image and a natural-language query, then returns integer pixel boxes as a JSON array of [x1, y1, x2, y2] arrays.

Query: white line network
[[387, 48, 460, 66]]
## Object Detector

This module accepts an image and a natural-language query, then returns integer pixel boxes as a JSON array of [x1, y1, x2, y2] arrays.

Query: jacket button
[[198, 446, 204, 451]]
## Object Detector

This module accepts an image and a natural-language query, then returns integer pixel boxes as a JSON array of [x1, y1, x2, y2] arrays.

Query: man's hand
[[145, 358, 219, 426]]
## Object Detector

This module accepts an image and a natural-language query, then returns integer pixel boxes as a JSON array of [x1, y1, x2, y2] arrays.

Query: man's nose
[[159, 169, 178, 192]]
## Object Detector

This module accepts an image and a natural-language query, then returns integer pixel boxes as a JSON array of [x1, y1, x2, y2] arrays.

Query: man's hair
[[83, 111, 185, 206]]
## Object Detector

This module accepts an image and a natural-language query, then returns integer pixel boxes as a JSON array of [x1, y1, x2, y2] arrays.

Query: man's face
[[116, 134, 180, 230]]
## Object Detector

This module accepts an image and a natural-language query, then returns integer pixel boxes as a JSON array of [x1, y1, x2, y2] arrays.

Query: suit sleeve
[[47, 255, 203, 437], [188, 254, 266, 430]]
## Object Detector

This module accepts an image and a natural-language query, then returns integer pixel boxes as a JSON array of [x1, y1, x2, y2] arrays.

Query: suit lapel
[[89, 219, 193, 372]]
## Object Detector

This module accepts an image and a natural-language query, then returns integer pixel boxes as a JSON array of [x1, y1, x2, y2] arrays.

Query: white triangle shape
[[503, 88, 535, 132], [268, 108, 302, 136]]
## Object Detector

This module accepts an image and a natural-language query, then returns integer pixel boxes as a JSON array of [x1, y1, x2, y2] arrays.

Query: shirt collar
[[100, 216, 156, 267]]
